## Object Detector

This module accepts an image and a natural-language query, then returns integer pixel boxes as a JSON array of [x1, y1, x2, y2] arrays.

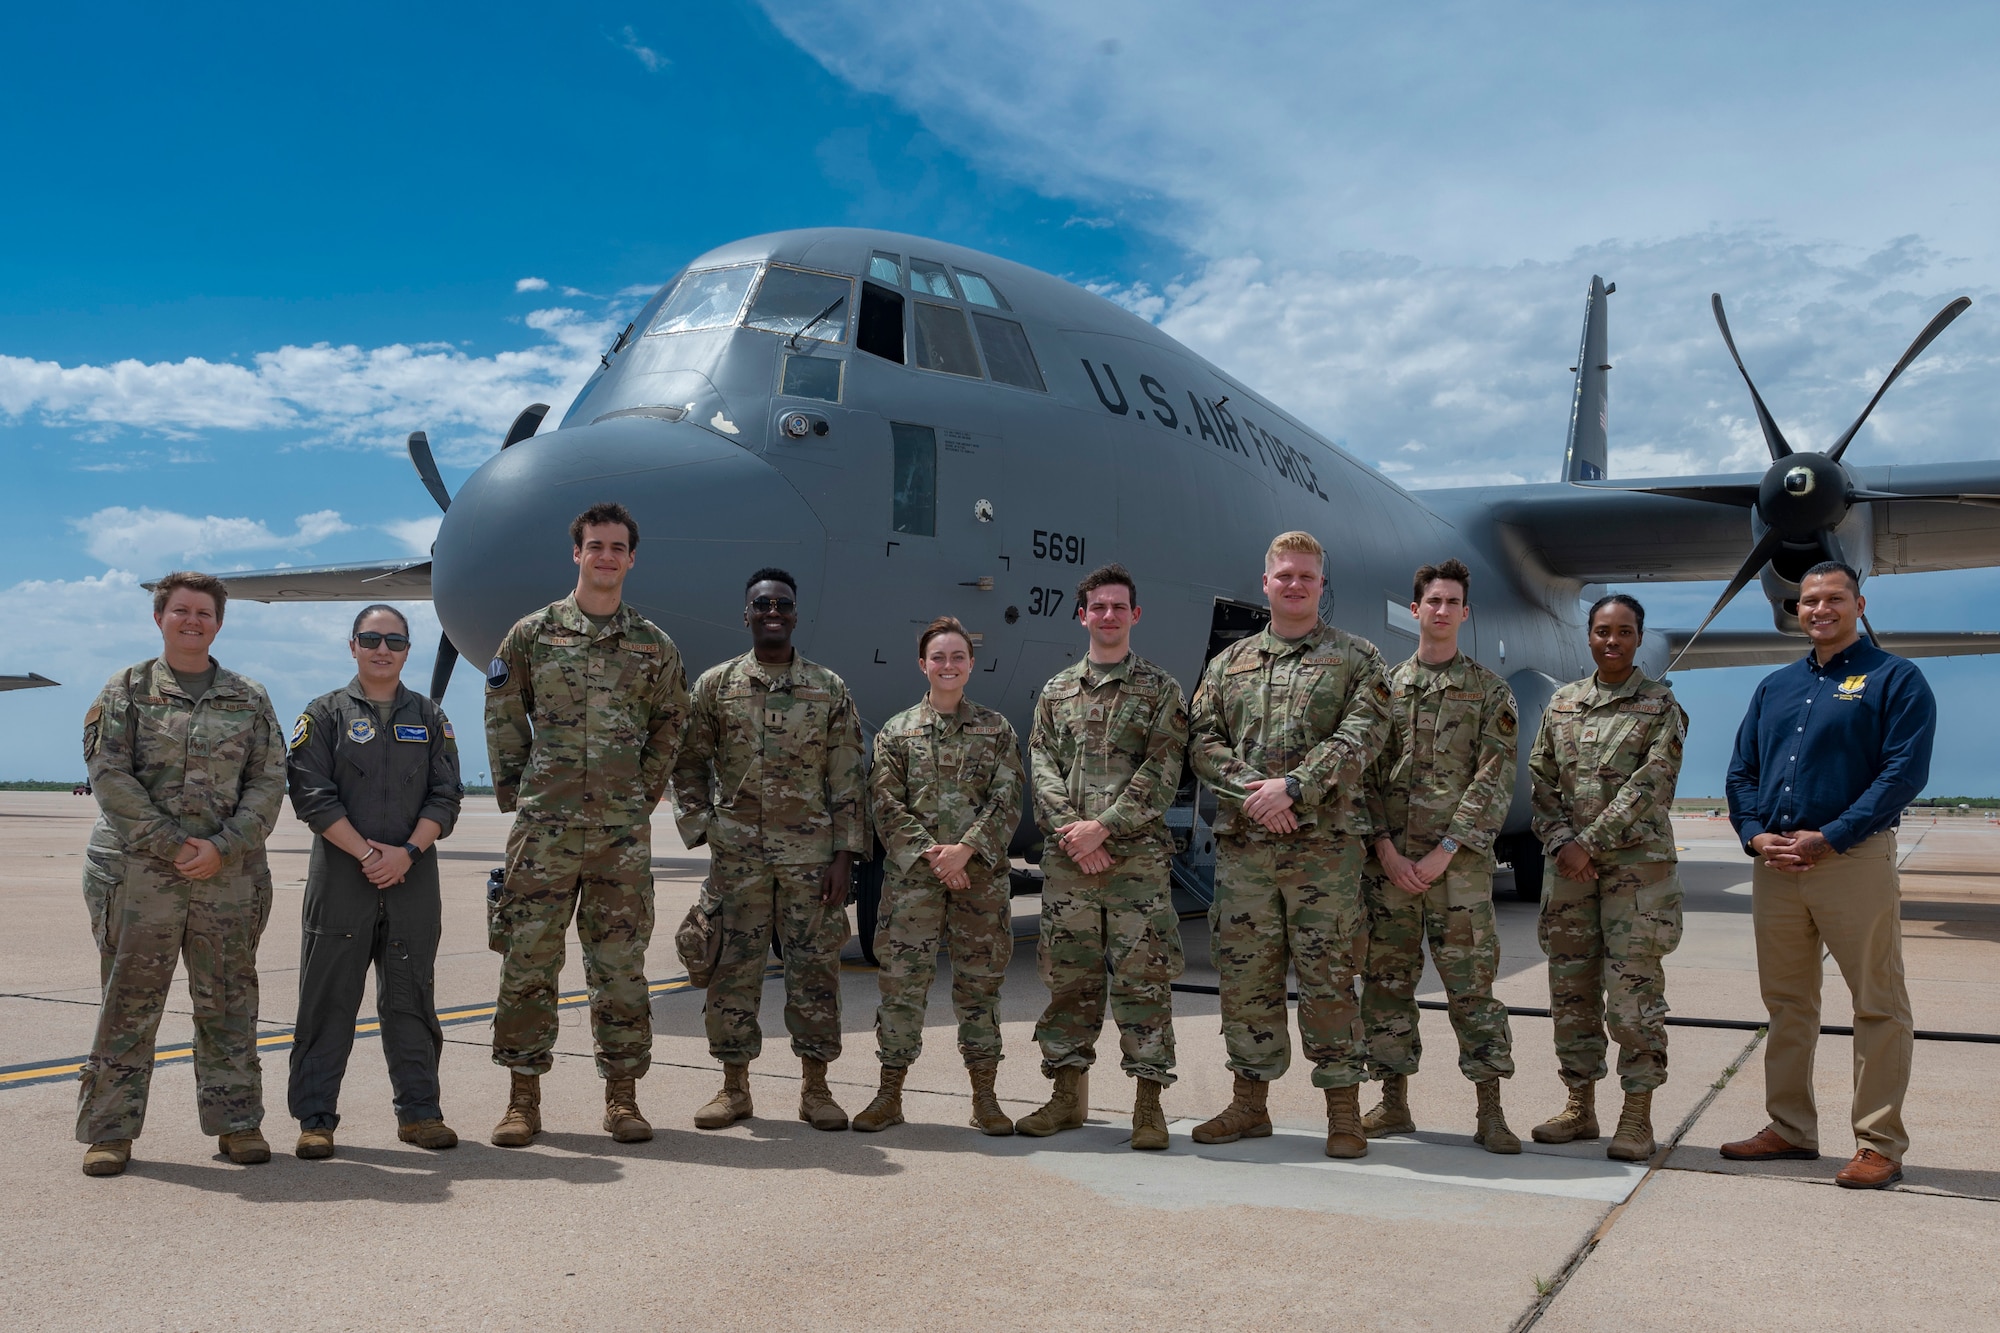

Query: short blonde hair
[[1265, 530, 1324, 569]]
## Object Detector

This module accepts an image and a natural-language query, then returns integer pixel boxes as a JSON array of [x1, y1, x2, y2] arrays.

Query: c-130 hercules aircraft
[[206, 227, 2000, 941]]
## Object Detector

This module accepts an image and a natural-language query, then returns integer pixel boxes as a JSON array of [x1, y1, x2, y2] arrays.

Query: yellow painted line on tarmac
[[0, 968, 765, 1092]]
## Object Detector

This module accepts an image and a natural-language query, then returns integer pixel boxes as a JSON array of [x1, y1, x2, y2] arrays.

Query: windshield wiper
[[788, 295, 847, 350]]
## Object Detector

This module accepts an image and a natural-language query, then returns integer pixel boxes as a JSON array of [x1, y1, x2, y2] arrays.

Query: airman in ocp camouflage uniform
[[77, 572, 286, 1177], [485, 505, 689, 1148], [853, 622, 1024, 1136], [674, 569, 869, 1132], [1528, 593, 1686, 1162], [1021, 566, 1187, 1150], [1189, 531, 1391, 1159], [1361, 566, 1521, 1152]]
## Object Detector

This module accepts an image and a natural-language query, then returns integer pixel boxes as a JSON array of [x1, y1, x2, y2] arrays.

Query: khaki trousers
[[1751, 830, 1913, 1161]]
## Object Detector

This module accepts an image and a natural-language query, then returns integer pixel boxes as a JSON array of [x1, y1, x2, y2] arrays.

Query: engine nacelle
[[1755, 504, 1873, 632]]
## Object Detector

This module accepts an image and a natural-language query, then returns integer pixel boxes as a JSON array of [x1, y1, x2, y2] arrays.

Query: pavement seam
[[1510, 1028, 1765, 1332], [1662, 1164, 2000, 1206]]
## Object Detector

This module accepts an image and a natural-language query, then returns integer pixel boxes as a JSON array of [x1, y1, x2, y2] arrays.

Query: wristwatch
[[403, 842, 422, 859], [1282, 774, 1302, 802], [1438, 836, 1461, 854]]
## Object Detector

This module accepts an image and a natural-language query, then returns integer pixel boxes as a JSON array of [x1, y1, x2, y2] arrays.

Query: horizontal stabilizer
[[1664, 629, 2000, 671], [0, 672, 59, 692], [150, 559, 434, 604]]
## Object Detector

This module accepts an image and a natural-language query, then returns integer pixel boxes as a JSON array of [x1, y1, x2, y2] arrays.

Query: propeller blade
[[1826, 297, 1971, 463], [1570, 479, 1759, 507], [1848, 488, 2000, 509], [1666, 525, 1788, 673], [1711, 293, 1793, 462], [502, 403, 550, 449], [407, 431, 452, 513], [428, 635, 459, 703]]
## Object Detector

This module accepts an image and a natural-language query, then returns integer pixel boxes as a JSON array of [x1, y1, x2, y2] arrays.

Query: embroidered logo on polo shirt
[[1836, 674, 1868, 699]]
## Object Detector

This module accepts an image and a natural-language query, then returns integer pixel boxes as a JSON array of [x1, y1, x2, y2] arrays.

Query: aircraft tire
[[852, 845, 885, 967], [1501, 836, 1545, 903]]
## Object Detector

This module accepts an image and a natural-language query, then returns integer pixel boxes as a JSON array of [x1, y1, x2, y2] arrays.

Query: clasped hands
[[1374, 839, 1456, 895], [921, 842, 977, 891], [1750, 830, 1832, 873]]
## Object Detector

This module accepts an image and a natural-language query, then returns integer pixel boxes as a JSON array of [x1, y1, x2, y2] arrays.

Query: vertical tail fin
[[1562, 275, 1613, 481]]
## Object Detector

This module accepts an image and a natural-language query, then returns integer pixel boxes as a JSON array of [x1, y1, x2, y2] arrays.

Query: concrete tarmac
[[1, 793, 1995, 1330]]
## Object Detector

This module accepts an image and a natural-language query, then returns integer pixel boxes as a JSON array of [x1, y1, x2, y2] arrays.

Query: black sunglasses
[[355, 632, 412, 651], [748, 597, 797, 614]]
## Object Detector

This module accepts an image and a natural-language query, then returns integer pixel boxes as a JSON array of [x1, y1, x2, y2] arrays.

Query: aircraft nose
[[431, 418, 828, 664]]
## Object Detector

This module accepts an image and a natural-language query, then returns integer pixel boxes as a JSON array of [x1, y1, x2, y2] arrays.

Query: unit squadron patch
[[348, 716, 377, 744]]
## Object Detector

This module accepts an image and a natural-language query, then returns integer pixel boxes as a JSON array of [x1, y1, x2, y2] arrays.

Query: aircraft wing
[[161, 559, 435, 603], [0, 672, 59, 691], [1432, 460, 2000, 583], [1664, 629, 2000, 671]]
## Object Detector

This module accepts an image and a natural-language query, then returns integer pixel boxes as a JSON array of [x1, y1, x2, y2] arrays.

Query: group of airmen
[[73, 506, 1691, 1177]]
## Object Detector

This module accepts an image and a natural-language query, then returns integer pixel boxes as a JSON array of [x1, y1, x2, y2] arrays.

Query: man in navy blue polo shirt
[[1721, 561, 1935, 1190]]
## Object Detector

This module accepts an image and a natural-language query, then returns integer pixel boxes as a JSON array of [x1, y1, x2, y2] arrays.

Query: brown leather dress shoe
[[1835, 1148, 1903, 1190], [1720, 1127, 1819, 1161]]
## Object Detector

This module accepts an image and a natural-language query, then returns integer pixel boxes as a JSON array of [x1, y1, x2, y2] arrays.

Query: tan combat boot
[[799, 1057, 850, 1131], [1130, 1078, 1170, 1151], [1016, 1067, 1088, 1137], [966, 1061, 1014, 1136], [491, 1071, 541, 1147], [694, 1062, 753, 1129], [853, 1065, 907, 1133], [1473, 1078, 1522, 1154], [397, 1119, 459, 1150], [1607, 1089, 1656, 1161], [82, 1139, 131, 1177], [1362, 1072, 1416, 1138], [1191, 1074, 1272, 1145], [1531, 1082, 1599, 1144], [218, 1129, 272, 1164], [295, 1126, 336, 1160], [1324, 1085, 1368, 1159], [604, 1077, 654, 1143]]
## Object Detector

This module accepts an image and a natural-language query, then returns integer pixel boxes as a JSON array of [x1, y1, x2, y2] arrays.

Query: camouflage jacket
[[1529, 669, 1685, 865], [82, 657, 287, 865], [1190, 622, 1391, 840], [1028, 652, 1187, 858], [672, 650, 869, 864], [288, 678, 463, 845], [484, 594, 689, 827], [1364, 652, 1518, 857], [870, 697, 1024, 876]]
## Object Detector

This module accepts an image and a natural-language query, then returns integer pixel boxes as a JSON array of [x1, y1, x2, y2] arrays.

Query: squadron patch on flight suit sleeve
[[289, 714, 311, 751]]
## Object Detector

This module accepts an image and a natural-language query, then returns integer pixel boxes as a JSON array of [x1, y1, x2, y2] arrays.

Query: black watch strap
[[1283, 774, 1302, 802], [403, 842, 422, 859]]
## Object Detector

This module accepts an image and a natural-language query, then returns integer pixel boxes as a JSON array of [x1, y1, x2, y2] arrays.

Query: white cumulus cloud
[[71, 507, 354, 571], [381, 515, 443, 556], [515, 276, 550, 292], [620, 26, 667, 73]]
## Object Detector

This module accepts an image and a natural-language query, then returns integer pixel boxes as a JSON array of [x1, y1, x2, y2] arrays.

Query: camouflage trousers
[[1360, 853, 1514, 1082], [705, 854, 850, 1065], [491, 819, 654, 1080], [1213, 833, 1367, 1089], [1538, 859, 1684, 1093], [1036, 843, 1182, 1085], [77, 844, 274, 1143], [873, 863, 1012, 1068]]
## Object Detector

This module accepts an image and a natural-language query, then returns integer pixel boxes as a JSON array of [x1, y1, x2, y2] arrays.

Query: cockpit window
[[955, 271, 1008, 310], [868, 252, 903, 285], [912, 301, 983, 378], [971, 313, 1044, 391], [907, 259, 958, 300], [744, 266, 852, 343], [647, 265, 758, 335]]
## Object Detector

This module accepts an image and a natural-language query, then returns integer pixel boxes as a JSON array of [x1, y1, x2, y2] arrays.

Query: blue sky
[[5, 1, 1999, 794]]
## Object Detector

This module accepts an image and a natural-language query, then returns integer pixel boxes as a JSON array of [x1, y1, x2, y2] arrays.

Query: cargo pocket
[[1632, 868, 1685, 958], [82, 852, 123, 955]]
